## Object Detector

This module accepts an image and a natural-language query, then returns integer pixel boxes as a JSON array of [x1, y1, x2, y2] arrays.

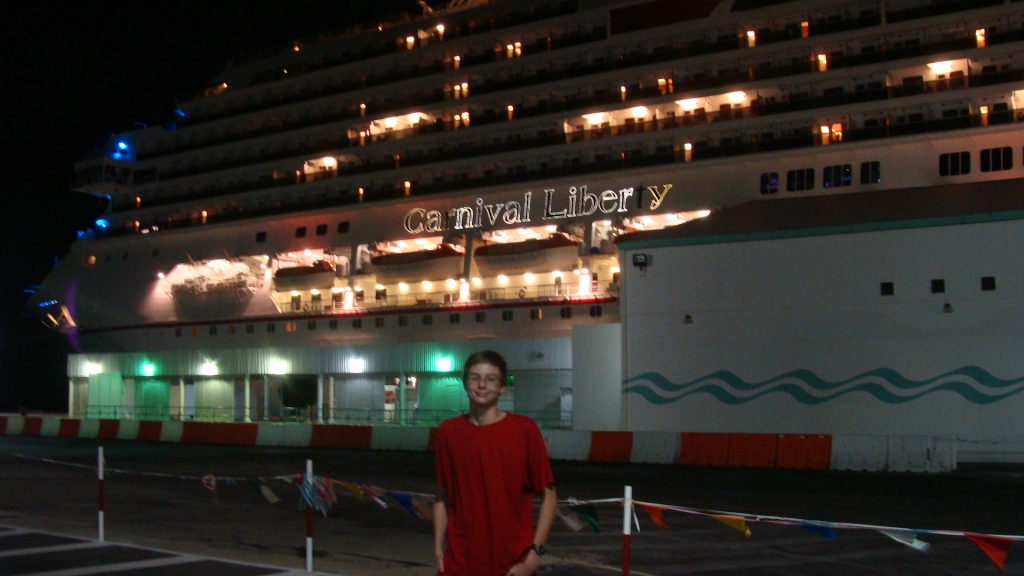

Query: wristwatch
[[529, 543, 547, 556]]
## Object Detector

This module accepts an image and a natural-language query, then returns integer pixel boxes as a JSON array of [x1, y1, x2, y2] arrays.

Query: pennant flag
[[568, 504, 601, 533], [388, 492, 422, 519], [637, 503, 667, 529], [966, 533, 1012, 575], [800, 523, 836, 540], [201, 474, 217, 492], [412, 495, 435, 520], [337, 481, 365, 504], [259, 481, 280, 504], [711, 515, 752, 537], [556, 508, 585, 532], [363, 485, 388, 509], [879, 530, 930, 553]]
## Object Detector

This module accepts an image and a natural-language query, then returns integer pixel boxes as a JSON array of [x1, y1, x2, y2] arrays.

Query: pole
[[622, 485, 632, 575], [97, 446, 105, 542], [306, 459, 313, 573]]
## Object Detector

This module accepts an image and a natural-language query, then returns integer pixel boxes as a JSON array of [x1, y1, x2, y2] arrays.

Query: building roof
[[616, 178, 1024, 250]]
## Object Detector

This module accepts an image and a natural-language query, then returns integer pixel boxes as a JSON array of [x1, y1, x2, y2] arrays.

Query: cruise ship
[[27, 0, 1024, 466]]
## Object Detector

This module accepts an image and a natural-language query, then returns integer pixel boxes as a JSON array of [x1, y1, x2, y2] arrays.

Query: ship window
[[786, 168, 815, 191], [192, 327, 200, 337], [860, 161, 881, 184], [560, 306, 573, 319], [307, 320, 317, 330], [759, 172, 778, 194], [353, 318, 362, 329], [529, 308, 542, 320], [296, 227, 307, 238], [398, 315, 408, 327], [209, 326, 217, 336], [475, 311, 487, 323], [375, 317, 385, 327], [267, 323, 276, 333], [931, 279, 945, 294], [329, 319, 338, 329], [286, 321, 297, 332], [880, 282, 894, 296], [175, 328, 182, 337], [256, 232, 267, 243], [337, 221, 350, 233], [316, 224, 328, 236], [227, 325, 235, 335], [981, 147, 1012, 172], [939, 152, 970, 176], [981, 276, 996, 291], [449, 313, 461, 324], [246, 323, 255, 334], [823, 164, 852, 188], [589, 305, 603, 317], [423, 314, 433, 325], [502, 310, 514, 321]]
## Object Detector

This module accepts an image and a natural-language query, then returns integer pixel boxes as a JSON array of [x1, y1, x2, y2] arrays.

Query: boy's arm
[[433, 492, 448, 573], [508, 485, 557, 576]]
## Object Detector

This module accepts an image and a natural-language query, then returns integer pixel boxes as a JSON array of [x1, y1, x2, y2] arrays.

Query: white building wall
[[621, 219, 1024, 441], [572, 323, 623, 430]]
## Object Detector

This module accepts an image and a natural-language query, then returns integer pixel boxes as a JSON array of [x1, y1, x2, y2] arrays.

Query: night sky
[[0, 2, 425, 412]]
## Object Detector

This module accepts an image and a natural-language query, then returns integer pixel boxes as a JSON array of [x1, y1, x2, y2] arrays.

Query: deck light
[[630, 106, 648, 118], [311, 289, 320, 295], [677, 98, 698, 111], [726, 91, 746, 104], [436, 24, 445, 34], [142, 363, 156, 377], [583, 113, 605, 124], [697, 210, 711, 218], [436, 357, 452, 372], [472, 277, 482, 285], [498, 275, 508, 285], [422, 280, 432, 289], [349, 358, 366, 373], [399, 282, 409, 292], [524, 273, 535, 283], [976, 28, 986, 48], [200, 361, 218, 376], [117, 142, 128, 151], [927, 61, 953, 74], [291, 291, 299, 297], [446, 279, 457, 289]]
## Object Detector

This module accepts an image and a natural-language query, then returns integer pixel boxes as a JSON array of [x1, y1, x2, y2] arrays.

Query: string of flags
[[7, 452, 1021, 574]]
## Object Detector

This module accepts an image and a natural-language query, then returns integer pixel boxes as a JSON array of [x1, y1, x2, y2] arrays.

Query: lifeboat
[[473, 234, 579, 276], [272, 260, 336, 291], [371, 244, 464, 284]]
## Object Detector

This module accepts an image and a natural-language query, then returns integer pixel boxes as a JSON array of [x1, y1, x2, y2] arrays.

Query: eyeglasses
[[466, 373, 503, 385]]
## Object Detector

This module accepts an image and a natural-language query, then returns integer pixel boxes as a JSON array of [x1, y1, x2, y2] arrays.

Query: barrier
[[40, 417, 63, 437], [680, 432, 730, 466], [0, 416, 7, 436], [256, 422, 313, 447], [369, 426, 432, 451], [542, 430, 590, 461], [310, 425, 372, 450], [137, 421, 162, 442], [588, 431, 633, 463], [58, 419, 82, 439], [631, 432, 680, 464], [727, 433, 778, 468], [776, 434, 831, 469], [160, 421, 184, 443], [183, 422, 258, 446], [97, 419, 120, 440], [22, 417, 43, 437]]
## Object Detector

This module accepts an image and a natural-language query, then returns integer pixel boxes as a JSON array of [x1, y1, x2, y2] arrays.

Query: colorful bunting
[[637, 502, 667, 529], [363, 485, 388, 509], [879, 530, 930, 553], [556, 507, 585, 532], [335, 481, 365, 504], [967, 533, 1012, 574], [711, 515, 752, 537], [800, 524, 836, 540], [201, 474, 217, 492], [412, 495, 435, 520], [258, 480, 281, 504], [568, 504, 601, 533]]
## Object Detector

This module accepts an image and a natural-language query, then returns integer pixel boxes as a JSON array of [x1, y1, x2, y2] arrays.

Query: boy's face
[[464, 362, 506, 408]]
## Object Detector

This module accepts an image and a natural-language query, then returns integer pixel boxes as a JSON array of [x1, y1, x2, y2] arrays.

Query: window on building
[[560, 306, 573, 319], [307, 320, 317, 330], [337, 221, 350, 233], [860, 161, 881, 184], [175, 328, 182, 337], [931, 279, 945, 293], [759, 172, 778, 194], [353, 318, 362, 328], [823, 164, 852, 188], [316, 224, 328, 236], [295, 226, 307, 238], [329, 319, 338, 330], [590, 305, 603, 317], [786, 168, 815, 191], [286, 321, 297, 332], [529, 308, 542, 320], [981, 147, 1012, 172], [449, 313, 461, 324], [209, 326, 218, 336], [375, 317, 385, 328], [256, 231, 267, 243], [398, 315, 408, 327], [423, 314, 433, 325], [939, 152, 970, 176], [267, 323, 276, 333], [880, 282, 894, 296], [246, 324, 255, 334], [227, 325, 235, 335], [475, 311, 487, 323], [981, 276, 996, 291], [502, 310, 514, 321]]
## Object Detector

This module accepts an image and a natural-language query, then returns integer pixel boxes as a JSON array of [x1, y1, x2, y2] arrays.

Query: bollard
[[98, 446, 105, 542], [622, 485, 632, 575], [306, 459, 313, 573]]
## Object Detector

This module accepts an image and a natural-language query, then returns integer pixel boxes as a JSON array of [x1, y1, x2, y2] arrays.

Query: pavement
[[2, 436, 1024, 575]]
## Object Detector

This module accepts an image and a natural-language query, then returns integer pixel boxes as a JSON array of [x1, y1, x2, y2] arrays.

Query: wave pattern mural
[[623, 367, 1024, 406]]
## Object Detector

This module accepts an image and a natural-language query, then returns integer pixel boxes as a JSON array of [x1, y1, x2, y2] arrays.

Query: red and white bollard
[[306, 459, 313, 573], [97, 446, 105, 542], [622, 485, 632, 575]]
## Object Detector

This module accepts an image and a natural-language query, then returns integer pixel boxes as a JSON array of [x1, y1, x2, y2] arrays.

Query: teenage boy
[[433, 350, 557, 576]]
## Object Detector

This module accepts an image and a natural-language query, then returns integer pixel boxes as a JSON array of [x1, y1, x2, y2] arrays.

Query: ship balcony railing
[[141, 23, 1012, 182], [98, 100, 1018, 238], [71, 405, 573, 429], [72, 157, 134, 194]]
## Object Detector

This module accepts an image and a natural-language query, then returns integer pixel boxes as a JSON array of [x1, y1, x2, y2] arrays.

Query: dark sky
[[0, 2, 424, 412]]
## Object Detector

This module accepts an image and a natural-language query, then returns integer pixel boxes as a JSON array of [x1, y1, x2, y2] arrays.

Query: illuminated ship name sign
[[403, 184, 672, 234]]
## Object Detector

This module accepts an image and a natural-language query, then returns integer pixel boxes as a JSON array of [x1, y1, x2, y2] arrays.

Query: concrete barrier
[[631, 432, 680, 464], [256, 423, 313, 447], [5, 416, 25, 436], [541, 430, 590, 461]]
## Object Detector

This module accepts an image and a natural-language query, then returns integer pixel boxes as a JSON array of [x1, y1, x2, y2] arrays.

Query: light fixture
[[157, 272, 165, 279], [84, 362, 102, 376], [545, 225, 557, 232], [349, 358, 366, 373], [696, 209, 711, 218], [524, 273, 535, 283], [979, 106, 989, 115], [408, 112, 421, 124], [726, 91, 746, 104], [435, 357, 452, 372], [399, 282, 409, 292], [552, 271, 562, 278], [304, 249, 312, 255], [200, 360, 218, 376], [375, 284, 385, 290], [820, 125, 830, 134], [582, 113, 605, 124], [415, 238, 428, 245], [446, 279, 457, 289], [927, 61, 953, 74], [677, 98, 698, 111], [384, 117, 397, 128], [498, 275, 508, 285], [471, 277, 482, 285], [641, 216, 654, 225], [311, 289, 320, 295], [268, 359, 289, 375], [290, 290, 299, 297], [684, 142, 693, 151], [630, 106, 648, 118], [332, 286, 342, 293], [436, 24, 445, 34], [422, 280, 432, 289], [611, 267, 620, 274], [142, 363, 156, 377]]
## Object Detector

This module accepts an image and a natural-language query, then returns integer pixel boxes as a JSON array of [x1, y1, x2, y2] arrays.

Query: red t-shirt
[[435, 413, 555, 576]]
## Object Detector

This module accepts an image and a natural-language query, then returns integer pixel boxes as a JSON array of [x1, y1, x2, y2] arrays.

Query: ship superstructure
[[32, 0, 1024, 444]]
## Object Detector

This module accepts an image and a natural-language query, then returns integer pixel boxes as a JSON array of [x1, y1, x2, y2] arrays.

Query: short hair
[[463, 350, 508, 385]]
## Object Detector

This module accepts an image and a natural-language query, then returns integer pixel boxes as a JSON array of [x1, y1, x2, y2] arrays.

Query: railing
[[72, 405, 573, 429]]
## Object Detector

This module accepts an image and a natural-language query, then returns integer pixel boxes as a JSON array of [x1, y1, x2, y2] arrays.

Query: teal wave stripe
[[623, 367, 1024, 406]]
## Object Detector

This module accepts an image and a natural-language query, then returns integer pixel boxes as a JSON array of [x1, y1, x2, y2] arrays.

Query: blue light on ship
[[175, 109, 186, 117], [117, 141, 128, 150], [95, 219, 109, 229]]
